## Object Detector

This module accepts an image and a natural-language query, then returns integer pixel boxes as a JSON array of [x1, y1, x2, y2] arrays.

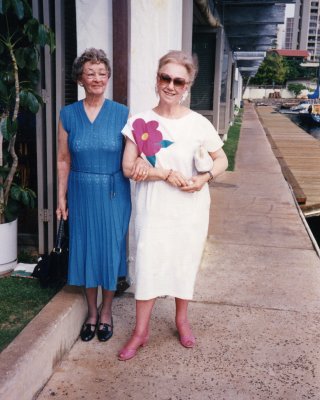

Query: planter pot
[[0, 219, 17, 276]]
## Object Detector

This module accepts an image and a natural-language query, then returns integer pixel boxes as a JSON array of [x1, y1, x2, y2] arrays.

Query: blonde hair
[[157, 50, 198, 83]]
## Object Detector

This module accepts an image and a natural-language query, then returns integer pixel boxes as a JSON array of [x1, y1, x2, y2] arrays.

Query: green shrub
[[287, 83, 307, 97]]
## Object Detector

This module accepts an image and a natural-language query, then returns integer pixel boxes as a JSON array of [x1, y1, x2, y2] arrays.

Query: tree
[[250, 52, 288, 85], [284, 59, 317, 81], [0, 0, 55, 223], [287, 83, 307, 97]]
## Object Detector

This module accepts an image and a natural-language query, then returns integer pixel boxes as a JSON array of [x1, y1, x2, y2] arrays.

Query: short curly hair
[[157, 50, 198, 84], [71, 48, 111, 82]]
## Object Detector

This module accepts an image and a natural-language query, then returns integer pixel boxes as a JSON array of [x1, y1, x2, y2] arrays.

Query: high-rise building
[[292, 0, 320, 60], [285, 17, 294, 49]]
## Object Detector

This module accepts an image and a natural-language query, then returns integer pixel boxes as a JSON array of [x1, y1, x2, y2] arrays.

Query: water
[[287, 113, 320, 140], [308, 217, 320, 245], [284, 113, 320, 247]]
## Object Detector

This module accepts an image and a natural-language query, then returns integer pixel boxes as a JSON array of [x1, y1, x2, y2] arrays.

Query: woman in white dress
[[119, 50, 228, 360]]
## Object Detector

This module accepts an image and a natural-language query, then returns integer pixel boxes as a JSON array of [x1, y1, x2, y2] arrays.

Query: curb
[[0, 286, 87, 400]]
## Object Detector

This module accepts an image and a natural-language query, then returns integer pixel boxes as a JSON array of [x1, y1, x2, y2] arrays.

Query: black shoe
[[97, 318, 113, 342], [80, 320, 98, 342]]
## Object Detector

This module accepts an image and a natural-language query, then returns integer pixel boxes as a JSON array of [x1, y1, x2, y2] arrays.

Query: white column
[[128, 0, 183, 114], [76, 0, 113, 99]]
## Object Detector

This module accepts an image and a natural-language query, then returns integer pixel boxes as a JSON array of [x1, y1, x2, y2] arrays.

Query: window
[[191, 32, 216, 110]]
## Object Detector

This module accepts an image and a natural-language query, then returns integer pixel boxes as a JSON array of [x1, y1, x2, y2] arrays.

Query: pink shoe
[[179, 334, 196, 348], [177, 322, 196, 348], [118, 333, 149, 361]]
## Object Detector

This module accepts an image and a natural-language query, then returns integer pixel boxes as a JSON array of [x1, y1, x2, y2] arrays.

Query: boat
[[291, 101, 311, 112], [299, 103, 320, 126], [278, 100, 311, 115], [307, 84, 319, 99]]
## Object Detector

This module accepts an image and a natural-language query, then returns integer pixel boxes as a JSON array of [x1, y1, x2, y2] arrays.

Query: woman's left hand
[[180, 174, 209, 193], [130, 157, 150, 181]]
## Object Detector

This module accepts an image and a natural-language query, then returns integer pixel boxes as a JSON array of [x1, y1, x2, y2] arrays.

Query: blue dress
[[60, 99, 131, 290]]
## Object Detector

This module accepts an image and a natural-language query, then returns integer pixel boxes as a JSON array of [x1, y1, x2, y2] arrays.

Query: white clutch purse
[[194, 145, 214, 173]]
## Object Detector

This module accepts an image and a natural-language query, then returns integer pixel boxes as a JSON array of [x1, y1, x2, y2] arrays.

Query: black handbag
[[32, 219, 69, 289], [32, 218, 129, 293], [115, 276, 130, 296]]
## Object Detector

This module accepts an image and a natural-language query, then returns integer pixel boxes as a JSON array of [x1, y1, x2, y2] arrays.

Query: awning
[[194, 0, 296, 77]]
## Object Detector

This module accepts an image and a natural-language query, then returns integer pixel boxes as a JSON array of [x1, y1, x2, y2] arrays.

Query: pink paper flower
[[131, 118, 174, 166], [132, 118, 163, 157]]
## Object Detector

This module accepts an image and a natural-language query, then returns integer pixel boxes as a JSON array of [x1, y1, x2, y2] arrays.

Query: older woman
[[119, 50, 228, 360], [56, 48, 144, 342]]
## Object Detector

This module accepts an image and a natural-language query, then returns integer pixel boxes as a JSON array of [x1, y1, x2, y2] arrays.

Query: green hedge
[[223, 109, 243, 171]]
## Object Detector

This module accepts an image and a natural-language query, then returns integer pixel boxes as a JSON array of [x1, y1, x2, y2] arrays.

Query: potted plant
[[0, 0, 54, 274]]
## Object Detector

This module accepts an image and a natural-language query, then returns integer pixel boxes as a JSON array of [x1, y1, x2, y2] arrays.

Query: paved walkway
[[36, 103, 320, 400]]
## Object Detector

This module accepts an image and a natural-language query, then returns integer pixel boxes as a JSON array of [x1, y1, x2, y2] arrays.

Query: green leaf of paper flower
[[146, 155, 156, 167], [160, 140, 173, 148]]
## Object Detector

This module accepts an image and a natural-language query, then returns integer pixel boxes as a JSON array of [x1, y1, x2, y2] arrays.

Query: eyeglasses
[[82, 72, 108, 80], [157, 73, 188, 89]]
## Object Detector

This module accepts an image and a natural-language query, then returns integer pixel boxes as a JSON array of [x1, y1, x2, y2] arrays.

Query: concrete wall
[[76, 0, 113, 99], [128, 0, 183, 114], [243, 87, 306, 100], [234, 68, 242, 108]]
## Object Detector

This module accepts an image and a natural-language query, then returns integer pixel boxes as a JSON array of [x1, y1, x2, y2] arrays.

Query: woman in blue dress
[[56, 48, 147, 342]]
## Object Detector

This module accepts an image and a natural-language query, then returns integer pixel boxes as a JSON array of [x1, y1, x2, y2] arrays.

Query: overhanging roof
[[194, 0, 297, 77], [273, 49, 309, 58]]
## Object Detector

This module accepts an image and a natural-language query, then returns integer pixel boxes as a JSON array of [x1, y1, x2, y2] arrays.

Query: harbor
[[256, 105, 320, 218]]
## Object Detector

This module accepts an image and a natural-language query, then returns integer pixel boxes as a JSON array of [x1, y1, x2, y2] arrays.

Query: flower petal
[[142, 140, 162, 156]]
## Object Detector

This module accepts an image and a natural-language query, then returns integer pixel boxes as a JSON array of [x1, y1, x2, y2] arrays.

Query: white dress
[[122, 110, 223, 300]]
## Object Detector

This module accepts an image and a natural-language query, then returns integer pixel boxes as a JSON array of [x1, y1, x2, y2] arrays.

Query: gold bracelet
[[206, 171, 214, 182], [165, 169, 173, 181]]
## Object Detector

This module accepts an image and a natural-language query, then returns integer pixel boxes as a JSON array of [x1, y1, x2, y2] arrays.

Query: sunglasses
[[157, 73, 188, 89]]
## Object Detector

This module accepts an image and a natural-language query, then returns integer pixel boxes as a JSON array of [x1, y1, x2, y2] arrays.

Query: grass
[[0, 251, 59, 352], [224, 109, 243, 171]]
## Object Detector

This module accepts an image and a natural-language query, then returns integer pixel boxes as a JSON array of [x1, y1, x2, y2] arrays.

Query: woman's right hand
[[165, 170, 189, 187], [131, 157, 150, 181], [56, 199, 68, 220]]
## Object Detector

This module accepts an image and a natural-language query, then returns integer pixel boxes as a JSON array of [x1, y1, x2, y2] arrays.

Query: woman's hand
[[130, 157, 150, 181], [180, 173, 209, 193], [181, 148, 228, 193], [56, 199, 68, 220], [165, 170, 189, 187], [57, 120, 70, 220], [123, 139, 151, 181]]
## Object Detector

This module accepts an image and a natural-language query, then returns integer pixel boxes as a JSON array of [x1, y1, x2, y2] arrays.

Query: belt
[[71, 169, 122, 198]]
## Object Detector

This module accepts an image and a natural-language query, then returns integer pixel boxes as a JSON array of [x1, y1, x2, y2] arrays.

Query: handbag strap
[[54, 219, 65, 253]]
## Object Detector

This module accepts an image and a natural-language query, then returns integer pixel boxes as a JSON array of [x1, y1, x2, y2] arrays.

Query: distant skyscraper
[[292, 0, 320, 60], [285, 17, 294, 49]]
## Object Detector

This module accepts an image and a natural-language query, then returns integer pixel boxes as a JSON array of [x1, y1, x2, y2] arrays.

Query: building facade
[[26, 0, 292, 253], [292, 0, 320, 60], [285, 17, 295, 48]]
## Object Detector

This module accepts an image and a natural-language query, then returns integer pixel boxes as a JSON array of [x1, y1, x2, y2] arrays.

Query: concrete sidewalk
[[2, 103, 320, 399]]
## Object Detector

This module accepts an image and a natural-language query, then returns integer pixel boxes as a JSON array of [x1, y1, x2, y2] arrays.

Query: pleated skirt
[[67, 170, 131, 290]]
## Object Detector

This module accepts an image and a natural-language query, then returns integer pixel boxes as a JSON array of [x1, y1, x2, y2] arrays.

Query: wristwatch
[[206, 171, 214, 182]]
